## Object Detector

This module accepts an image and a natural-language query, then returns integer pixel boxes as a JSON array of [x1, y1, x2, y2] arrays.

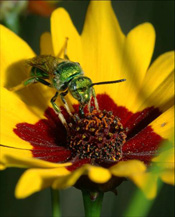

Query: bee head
[[69, 76, 126, 106], [68, 76, 92, 105]]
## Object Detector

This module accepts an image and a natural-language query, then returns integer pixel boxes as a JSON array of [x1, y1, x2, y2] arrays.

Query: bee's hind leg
[[9, 77, 37, 91], [63, 37, 69, 60], [10, 77, 52, 91], [60, 91, 72, 117], [51, 92, 68, 129]]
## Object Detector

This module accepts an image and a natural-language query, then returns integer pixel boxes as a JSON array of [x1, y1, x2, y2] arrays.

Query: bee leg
[[57, 37, 69, 59], [51, 92, 68, 128], [79, 104, 85, 117], [88, 91, 93, 113], [35, 77, 52, 87], [9, 77, 37, 91], [60, 91, 72, 117], [92, 88, 99, 111], [63, 37, 69, 60], [10, 77, 52, 92], [87, 99, 91, 113]]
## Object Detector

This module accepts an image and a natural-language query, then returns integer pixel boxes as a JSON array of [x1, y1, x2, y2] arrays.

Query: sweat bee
[[11, 40, 126, 127]]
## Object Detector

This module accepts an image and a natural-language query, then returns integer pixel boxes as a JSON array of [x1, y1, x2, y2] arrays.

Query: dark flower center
[[67, 109, 127, 162]]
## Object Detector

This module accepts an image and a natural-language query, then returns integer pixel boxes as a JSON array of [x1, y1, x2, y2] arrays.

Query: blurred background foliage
[[0, 1, 174, 216]]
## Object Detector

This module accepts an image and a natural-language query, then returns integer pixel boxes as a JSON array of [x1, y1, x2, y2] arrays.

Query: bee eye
[[78, 87, 87, 92]]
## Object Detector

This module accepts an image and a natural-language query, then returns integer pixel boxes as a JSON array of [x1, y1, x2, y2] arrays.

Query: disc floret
[[67, 109, 127, 162]]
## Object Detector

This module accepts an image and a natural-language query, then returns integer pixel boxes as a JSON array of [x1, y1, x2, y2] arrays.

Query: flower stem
[[82, 190, 104, 217], [51, 189, 61, 217]]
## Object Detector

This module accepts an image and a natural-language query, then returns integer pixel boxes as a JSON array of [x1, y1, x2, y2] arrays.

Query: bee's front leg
[[51, 92, 68, 129], [92, 88, 99, 111], [79, 104, 85, 117], [60, 91, 72, 117]]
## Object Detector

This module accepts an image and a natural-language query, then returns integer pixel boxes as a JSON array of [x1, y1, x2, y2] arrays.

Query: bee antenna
[[90, 79, 126, 87]]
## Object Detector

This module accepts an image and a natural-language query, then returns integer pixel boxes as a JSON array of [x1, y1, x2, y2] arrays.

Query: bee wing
[[26, 55, 64, 74]]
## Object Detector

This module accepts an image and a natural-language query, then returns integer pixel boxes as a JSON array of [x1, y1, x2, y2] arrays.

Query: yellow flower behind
[[0, 1, 174, 199]]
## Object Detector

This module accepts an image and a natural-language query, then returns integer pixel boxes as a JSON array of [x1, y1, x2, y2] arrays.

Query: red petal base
[[14, 94, 163, 169]]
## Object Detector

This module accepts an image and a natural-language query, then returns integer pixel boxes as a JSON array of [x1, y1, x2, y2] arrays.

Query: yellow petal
[[0, 146, 71, 169], [52, 165, 89, 189], [51, 2, 125, 108], [153, 146, 174, 169], [15, 167, 70, 198], [110, 160, 157, 198], [88, 166, 111, 183], [0, 25, 35, 88], [150, 106, 174, 140], [0, 25, 53, 117], [160, 169, 174, 185], [130, 172, 158, 199], [0, 164, 6, 170], [139, 71, 174, 112], [116, 23, 155, 111], [51, 8, 82, 62], [110, 160, 146, 177], [53, 164, 112, 189], [81, 1, 125, 102], [134, 51, 174, 112], [40, 32, 54, 55], [142, 51, 174, 99], [152, 142, 174, 185], [130, 140, 174, 199], [1, 88, 39, 149], [0, 146, 32, 169]]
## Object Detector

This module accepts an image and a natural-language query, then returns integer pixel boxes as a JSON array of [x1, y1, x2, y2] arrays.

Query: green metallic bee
[[11, 42, 125, 127]]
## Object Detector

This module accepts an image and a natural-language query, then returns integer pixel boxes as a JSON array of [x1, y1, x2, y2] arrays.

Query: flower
[[28, 0, 57, 16], [0, 0, 57, 34], [0, 0, 57, 18], [0, 1, 174, 199], [0, 1, 27, 20], [0, 1, 27, 33]]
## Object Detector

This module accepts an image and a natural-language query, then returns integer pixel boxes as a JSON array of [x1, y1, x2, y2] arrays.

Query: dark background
[[0, 1, 174, 217]]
